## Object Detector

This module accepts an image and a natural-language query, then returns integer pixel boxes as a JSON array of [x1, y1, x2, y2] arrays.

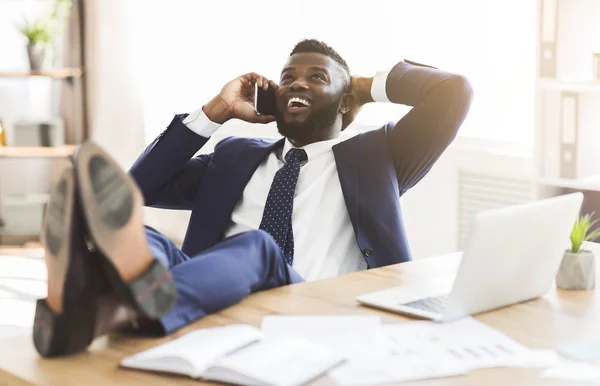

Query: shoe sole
[[75, 142, 176, 319], [34, 165, 97, 357]]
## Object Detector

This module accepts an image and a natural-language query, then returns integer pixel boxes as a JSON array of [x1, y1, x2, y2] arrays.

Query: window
[[133, 0, 536, 145]]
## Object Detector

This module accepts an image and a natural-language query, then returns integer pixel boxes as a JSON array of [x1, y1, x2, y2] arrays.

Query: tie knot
[[285, 148, 308, 163]]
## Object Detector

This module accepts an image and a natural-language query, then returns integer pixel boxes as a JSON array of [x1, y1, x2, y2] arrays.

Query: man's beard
[[275, 99, 340, 144]]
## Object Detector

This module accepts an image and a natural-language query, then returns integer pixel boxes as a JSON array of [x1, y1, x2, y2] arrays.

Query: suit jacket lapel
[[333, 135, 365, 247], [215, 136, 285, 225], [333, 128, 400, 260]]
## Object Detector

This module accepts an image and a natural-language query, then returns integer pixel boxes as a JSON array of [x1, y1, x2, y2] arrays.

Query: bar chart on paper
[[329, 317, 558, 385], [382, 317, 531, 370]]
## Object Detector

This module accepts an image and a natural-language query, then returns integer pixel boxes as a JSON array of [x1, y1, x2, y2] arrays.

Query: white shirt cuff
[[182, 107, 222, 137], [371, 69, 392, 103]]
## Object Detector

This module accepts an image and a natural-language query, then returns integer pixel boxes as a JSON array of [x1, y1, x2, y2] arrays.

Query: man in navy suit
[[35, 39, 472, 356]]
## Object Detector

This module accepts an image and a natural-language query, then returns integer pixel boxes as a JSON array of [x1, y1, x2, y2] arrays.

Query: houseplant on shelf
[[556, 213, 600, 290], [17, 19, 54, 70], [15, 0, 71, 71]]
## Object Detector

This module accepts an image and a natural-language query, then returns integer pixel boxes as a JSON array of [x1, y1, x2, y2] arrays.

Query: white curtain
[[84, 0, 146, 168]]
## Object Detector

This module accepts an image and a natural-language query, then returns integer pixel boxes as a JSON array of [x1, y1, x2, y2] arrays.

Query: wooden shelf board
[[4, 193, 50, 206], [537, 175, 600, 191], [0, 68, 83, 79], [0, 146, 75, 158], [539, 78, 600, 92]]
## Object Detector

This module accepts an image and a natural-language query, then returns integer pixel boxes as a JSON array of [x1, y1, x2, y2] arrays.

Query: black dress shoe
[[74, 142, 176, 320], [33, 163, 102, 357]]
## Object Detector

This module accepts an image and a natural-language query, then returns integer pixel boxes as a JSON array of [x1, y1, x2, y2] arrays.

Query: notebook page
[[120, 324, 262, 378], [206, 337, 345, 386]]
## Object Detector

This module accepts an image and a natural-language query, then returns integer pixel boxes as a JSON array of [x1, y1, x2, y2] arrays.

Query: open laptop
[[356, 192, 584, 322]]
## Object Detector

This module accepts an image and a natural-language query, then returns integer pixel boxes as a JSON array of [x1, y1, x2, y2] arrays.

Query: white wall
[[135, 0, 536, 145], [84, 0, 147, 168]]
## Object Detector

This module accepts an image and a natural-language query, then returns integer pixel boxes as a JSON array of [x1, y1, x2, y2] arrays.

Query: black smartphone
[[254, 83, 278, 116]]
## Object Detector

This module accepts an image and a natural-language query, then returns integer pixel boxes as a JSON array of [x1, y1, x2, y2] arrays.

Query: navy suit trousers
[[144, 227, 305, 333]]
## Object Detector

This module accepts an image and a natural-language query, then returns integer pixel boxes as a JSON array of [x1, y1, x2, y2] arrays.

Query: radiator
[[458, 171, 534, 248]]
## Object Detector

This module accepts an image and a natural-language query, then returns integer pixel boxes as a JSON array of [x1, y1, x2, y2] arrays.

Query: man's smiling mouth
[[287, 97, 312, 113]]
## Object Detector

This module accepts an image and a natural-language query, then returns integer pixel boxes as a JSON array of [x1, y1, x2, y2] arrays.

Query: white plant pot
[[556, 250, 595, 290], [27, 42, 51, 71]]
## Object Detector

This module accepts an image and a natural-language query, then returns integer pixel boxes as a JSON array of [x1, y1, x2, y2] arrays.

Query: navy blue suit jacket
[[130, 60, 473, 269]]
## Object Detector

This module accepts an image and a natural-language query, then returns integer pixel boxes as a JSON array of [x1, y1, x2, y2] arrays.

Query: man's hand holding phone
[[203, 73, 278, 124]]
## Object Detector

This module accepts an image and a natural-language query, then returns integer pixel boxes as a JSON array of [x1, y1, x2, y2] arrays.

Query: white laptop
[[357, 192, 584, 322]]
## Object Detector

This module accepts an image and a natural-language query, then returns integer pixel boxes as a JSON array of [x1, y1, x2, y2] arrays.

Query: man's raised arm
[[129, 72, 278, 210], [348, 60, 473, 196], [128, 114, 213, 210]]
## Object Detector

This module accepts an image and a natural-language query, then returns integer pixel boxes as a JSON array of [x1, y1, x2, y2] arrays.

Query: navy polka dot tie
[[259, 148, 308, 265]]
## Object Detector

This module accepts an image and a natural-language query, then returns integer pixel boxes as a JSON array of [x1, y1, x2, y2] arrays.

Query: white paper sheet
[[330, 317, 550, 385], [261, 315, 385, 360], [506, 349, 560, 368], [329, 354, 467, 385], [543, 363, 600, 382]]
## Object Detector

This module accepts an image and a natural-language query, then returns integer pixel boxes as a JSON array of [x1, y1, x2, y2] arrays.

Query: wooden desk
[[1, 253, 599, 385]]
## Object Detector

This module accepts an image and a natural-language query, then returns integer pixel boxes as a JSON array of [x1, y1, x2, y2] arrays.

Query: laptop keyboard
[[402, 295, 449, 314]]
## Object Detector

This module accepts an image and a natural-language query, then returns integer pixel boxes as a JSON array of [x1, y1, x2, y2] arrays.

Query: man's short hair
[[290, 39, 351, 91]]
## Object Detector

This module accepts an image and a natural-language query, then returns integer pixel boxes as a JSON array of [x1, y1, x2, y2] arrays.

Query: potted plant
[[556, 213, 600, 290], [15, 0, 71, 71], [17, 18, 55, 70]]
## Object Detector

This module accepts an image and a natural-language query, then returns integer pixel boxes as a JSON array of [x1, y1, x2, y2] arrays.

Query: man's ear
[[340, 92, 358, 131], [339, 92, 354, 114]]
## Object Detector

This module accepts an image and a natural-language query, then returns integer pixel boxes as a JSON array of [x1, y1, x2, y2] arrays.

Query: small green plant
[[17, 19, 54, 44], [570, 213, 600, 253], [15, 0, 71, 45]]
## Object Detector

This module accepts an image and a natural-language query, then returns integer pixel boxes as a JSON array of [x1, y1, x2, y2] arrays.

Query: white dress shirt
[[182, 69, 391, 281]]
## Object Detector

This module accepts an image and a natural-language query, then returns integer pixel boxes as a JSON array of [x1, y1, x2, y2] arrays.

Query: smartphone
[[254, 83, 278, 116]]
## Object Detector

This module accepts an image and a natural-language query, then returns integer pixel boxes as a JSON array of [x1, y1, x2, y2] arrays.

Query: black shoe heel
[[33, 299, 96, 358], [34, 165, 98, 358]]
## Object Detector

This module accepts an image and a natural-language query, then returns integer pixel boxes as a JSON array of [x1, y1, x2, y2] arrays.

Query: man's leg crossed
[[144, 227, 304, 334]]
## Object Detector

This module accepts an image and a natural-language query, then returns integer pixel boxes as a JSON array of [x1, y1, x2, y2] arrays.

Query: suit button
[[363, 248, 373, 257]]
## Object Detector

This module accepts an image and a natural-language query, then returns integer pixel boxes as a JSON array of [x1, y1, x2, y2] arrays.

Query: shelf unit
[[534, 0, 600, 201], [0, 1, 87, 245], [3, 193, 51, 206], [0, 66, 87, 144], [538, 78, 600, 93], [0, 68, 83, 80], [537, 175, 600, 191], [0, 145, 75, 158]]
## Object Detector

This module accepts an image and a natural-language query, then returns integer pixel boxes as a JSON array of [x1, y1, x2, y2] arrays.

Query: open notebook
[[120, 324, 344, 386]]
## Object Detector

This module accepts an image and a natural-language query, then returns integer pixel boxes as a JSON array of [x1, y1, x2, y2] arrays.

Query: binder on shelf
[[12, 118, 65, 147], [540, 0, 558, 77], [559, 92, 578, 178], [593, 53, 600, 82]]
